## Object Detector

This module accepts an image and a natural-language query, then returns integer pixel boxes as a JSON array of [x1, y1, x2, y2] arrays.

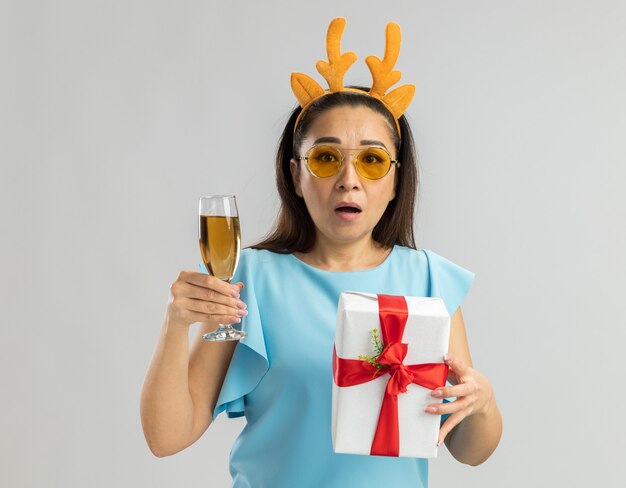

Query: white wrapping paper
[[332, 292, 450, 458]]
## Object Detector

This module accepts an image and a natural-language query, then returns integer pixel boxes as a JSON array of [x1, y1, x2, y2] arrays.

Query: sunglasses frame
[[296, 144, 401, 180]]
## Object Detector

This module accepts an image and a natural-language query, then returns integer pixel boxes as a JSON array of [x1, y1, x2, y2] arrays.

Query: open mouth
[[334, 202, 362, 218], [335, 207, 362, 214]]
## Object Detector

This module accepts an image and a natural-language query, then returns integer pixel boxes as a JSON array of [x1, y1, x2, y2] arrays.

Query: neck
[[295, 235, 392, 272]]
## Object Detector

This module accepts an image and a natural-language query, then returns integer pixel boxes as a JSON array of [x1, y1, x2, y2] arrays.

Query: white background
[[1, 1, 625, 486]]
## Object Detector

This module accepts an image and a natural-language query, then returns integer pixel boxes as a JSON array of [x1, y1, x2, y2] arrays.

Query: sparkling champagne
[[199, 215, 241, 281]]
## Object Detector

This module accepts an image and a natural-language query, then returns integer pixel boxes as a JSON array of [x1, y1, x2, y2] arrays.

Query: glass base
[[202, 324, 247, 342]]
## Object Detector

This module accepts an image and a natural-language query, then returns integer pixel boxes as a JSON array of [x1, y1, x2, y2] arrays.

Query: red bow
[[333, 294, 448, 457]]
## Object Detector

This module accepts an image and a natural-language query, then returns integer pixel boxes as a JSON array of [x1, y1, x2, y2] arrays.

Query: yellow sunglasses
[[296, 144, 400, 180]]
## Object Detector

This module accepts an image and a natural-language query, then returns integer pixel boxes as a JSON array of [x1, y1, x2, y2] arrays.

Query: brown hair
[[251, 90, 419, 253]]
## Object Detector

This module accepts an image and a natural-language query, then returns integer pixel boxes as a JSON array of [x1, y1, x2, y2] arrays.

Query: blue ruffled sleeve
[[422, 249, 475, 316], [211, 249, 269, 421], [422, 249, 474, 425]]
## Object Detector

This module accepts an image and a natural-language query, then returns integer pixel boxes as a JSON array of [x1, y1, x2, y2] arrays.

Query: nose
[[334, 150, 362, 191]]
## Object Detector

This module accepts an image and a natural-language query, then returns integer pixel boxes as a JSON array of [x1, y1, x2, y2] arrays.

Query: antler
[[366, 21, 414, 118], [366, 22, 402, 97], [316, 18, 357, 92]]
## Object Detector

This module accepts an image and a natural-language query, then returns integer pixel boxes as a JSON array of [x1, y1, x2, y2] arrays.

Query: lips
[[334, 202, 362, 213]]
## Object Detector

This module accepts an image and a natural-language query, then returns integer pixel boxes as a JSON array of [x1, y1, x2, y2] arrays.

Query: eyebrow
[[312, 137, 389, 150]]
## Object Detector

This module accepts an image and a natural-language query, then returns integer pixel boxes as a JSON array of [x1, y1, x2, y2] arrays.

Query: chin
[[326, 228, 372, 243]]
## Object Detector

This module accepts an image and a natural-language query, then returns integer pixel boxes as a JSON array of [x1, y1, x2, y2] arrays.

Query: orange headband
[[291, 17, 415, 138]]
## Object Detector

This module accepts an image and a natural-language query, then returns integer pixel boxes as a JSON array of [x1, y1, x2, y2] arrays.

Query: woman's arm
[[140, 272, 245, 457], [425, 307, 502, 465]]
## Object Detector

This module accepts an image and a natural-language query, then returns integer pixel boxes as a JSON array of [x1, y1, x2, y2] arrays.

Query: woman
[[140, 18, 502, 487]]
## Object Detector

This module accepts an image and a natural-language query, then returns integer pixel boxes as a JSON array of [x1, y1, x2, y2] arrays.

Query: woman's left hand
[[424, 353, 496, 446]]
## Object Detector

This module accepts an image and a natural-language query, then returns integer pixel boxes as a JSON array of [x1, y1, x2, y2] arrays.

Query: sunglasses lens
[[355, 147, 392, 179], [306, 145, 342, 177]]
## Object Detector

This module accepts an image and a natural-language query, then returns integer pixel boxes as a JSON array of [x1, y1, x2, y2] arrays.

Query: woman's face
[[290, 105, 398, 247]]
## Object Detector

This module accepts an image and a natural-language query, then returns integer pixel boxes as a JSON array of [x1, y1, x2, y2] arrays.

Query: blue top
[[212, 245, 475, 488]]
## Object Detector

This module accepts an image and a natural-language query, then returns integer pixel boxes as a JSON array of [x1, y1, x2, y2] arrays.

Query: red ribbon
[[333, 294, 448, 457]]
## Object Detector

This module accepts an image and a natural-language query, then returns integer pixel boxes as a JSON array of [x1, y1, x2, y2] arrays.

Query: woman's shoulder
[[241, 247, 289, 260], [390, 244, 428, 264], [391, 245, 474, 278], [234, 248, 299, 287], [393, 245, 466, 266], [238, 247, 293, 269], [393, 245, 475, 315]]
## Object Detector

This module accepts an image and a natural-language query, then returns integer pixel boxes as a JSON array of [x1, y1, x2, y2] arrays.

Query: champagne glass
[[199, 195, 247, 341]]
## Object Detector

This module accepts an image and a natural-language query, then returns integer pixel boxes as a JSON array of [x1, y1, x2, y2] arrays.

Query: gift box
[[332, 292, 450, 458]]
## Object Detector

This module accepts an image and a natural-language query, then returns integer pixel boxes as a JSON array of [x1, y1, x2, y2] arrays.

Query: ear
[[290, 158, 303, 198]]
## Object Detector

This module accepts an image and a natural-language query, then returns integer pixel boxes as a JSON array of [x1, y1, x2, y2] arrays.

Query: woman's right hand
[[166, 270, 248, 329]]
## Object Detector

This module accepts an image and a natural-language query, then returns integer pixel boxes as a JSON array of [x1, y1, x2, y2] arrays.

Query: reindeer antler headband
[[291, 17, 415, 138]]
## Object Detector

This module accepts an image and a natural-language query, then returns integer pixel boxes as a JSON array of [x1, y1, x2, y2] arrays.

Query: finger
[[213, 315, 242, 325], [437, 410, 467, 446], [180, 282, 247, 310], [430, 382, 475, 400], [424, 397, 470, 416], [444, 353, 471, 377], [170, 281, 247, 311], [180, 310, 242, 326], [184, 297, 248, 319], [180, 270, 242, 297]]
